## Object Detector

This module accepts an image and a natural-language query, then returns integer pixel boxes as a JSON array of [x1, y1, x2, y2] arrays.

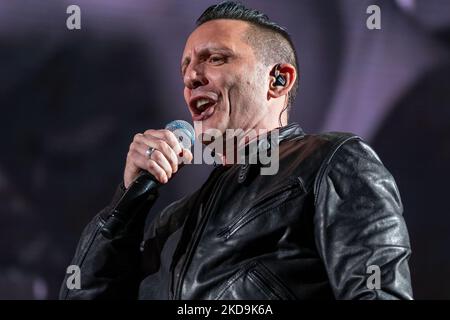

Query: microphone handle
[[100, 172, 160, 239], [99, 119, 194, 239]]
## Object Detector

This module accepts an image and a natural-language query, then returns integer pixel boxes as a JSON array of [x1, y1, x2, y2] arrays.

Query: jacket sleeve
[[59, 183, 158, 299], [314, 138, 413, 300]]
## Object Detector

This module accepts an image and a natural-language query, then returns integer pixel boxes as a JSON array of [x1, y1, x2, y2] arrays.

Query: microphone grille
[[165, 120, 195, 150]]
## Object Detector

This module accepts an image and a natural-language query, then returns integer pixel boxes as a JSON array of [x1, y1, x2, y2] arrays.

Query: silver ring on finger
[[146, 146, 156, 158]]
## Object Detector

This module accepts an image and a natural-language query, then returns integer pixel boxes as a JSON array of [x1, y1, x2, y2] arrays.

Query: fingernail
[[179, 150, 183, 157]]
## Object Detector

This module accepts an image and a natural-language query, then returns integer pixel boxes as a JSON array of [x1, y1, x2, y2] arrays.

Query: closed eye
[[208, 55, 226, 65], [181, 49, 233, 76]]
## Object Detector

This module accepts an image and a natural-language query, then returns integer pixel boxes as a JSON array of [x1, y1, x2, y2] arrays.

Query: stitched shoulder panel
[[312, 134, 364, 206], [280, 131, 360, 192]]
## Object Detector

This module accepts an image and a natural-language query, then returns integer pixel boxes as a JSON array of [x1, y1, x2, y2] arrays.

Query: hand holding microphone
[[124, 120, 194, 188], [101, 120, 195, 239]]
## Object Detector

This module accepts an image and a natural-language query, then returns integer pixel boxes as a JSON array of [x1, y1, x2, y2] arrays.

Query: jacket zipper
[[249, 269, 287, 300], [218, 179, 302, 240], [173, 167, 228, 299]]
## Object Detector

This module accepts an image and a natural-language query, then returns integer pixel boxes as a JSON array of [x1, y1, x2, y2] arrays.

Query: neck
[[218, 120, 285, 166]]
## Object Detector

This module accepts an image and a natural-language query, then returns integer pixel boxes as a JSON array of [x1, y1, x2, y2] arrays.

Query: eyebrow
[[181, 47, 235, 75]]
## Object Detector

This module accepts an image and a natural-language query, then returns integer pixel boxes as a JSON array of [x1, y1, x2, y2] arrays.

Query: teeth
[[196, 98, 212, 111]]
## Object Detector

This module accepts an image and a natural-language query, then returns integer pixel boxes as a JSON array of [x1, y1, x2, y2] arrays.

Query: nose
[[183, 64, 208, 90]]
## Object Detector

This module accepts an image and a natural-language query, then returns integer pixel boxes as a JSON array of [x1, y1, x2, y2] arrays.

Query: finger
[[136, 135, 180, 173], [131, 146, 173, 181], [129, 149, 168, 183], [179, 148, 193, 165], [131, 141, 163, 161], [149, 149, 173, 180], [147, 159, 169, 183], [144, 129, 183, 156]]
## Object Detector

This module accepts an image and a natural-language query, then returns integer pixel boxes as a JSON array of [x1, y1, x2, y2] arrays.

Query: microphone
[[100, 120, 195, 239]]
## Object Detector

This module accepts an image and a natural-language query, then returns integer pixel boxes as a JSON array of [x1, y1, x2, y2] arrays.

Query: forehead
[[183, 19, 252, 55]]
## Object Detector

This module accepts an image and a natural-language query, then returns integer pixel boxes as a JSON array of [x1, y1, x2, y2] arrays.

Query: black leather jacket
[[60, 122, 413, 300]]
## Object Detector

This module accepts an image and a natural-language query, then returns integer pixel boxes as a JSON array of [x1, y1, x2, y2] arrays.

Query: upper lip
[[189, 93, 218, 114]]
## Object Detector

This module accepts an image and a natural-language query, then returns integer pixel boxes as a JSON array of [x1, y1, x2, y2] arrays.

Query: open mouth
[[190, 96, 217, 121]]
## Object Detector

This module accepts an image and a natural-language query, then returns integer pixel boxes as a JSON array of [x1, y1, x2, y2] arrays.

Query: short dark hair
[[196, 1, 299, 121]]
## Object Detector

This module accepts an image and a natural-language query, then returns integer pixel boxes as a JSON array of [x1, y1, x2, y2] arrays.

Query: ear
[[267, 63, 297, 99]]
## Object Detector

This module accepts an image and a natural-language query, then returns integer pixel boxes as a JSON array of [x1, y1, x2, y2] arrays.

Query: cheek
[[212, 67, 262, 109], [234, 74, 262, 105], [183, 88, 190, 104], [208, 73, 234, 107], [209, 71, 230, 92]]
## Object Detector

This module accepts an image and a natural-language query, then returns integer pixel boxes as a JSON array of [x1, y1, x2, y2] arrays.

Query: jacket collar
[[256, 122, 305, 153], [212, 122, 305, 168], [231, 122, 305, 183], [240, 122, 305, 161], [277, 122, 305, 144]]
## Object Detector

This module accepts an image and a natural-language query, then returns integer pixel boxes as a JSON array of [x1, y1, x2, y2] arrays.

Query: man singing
[[60, 1, 413, 299]]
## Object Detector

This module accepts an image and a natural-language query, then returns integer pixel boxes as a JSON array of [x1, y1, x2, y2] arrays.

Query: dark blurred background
[[0, 0, 449, 299]]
